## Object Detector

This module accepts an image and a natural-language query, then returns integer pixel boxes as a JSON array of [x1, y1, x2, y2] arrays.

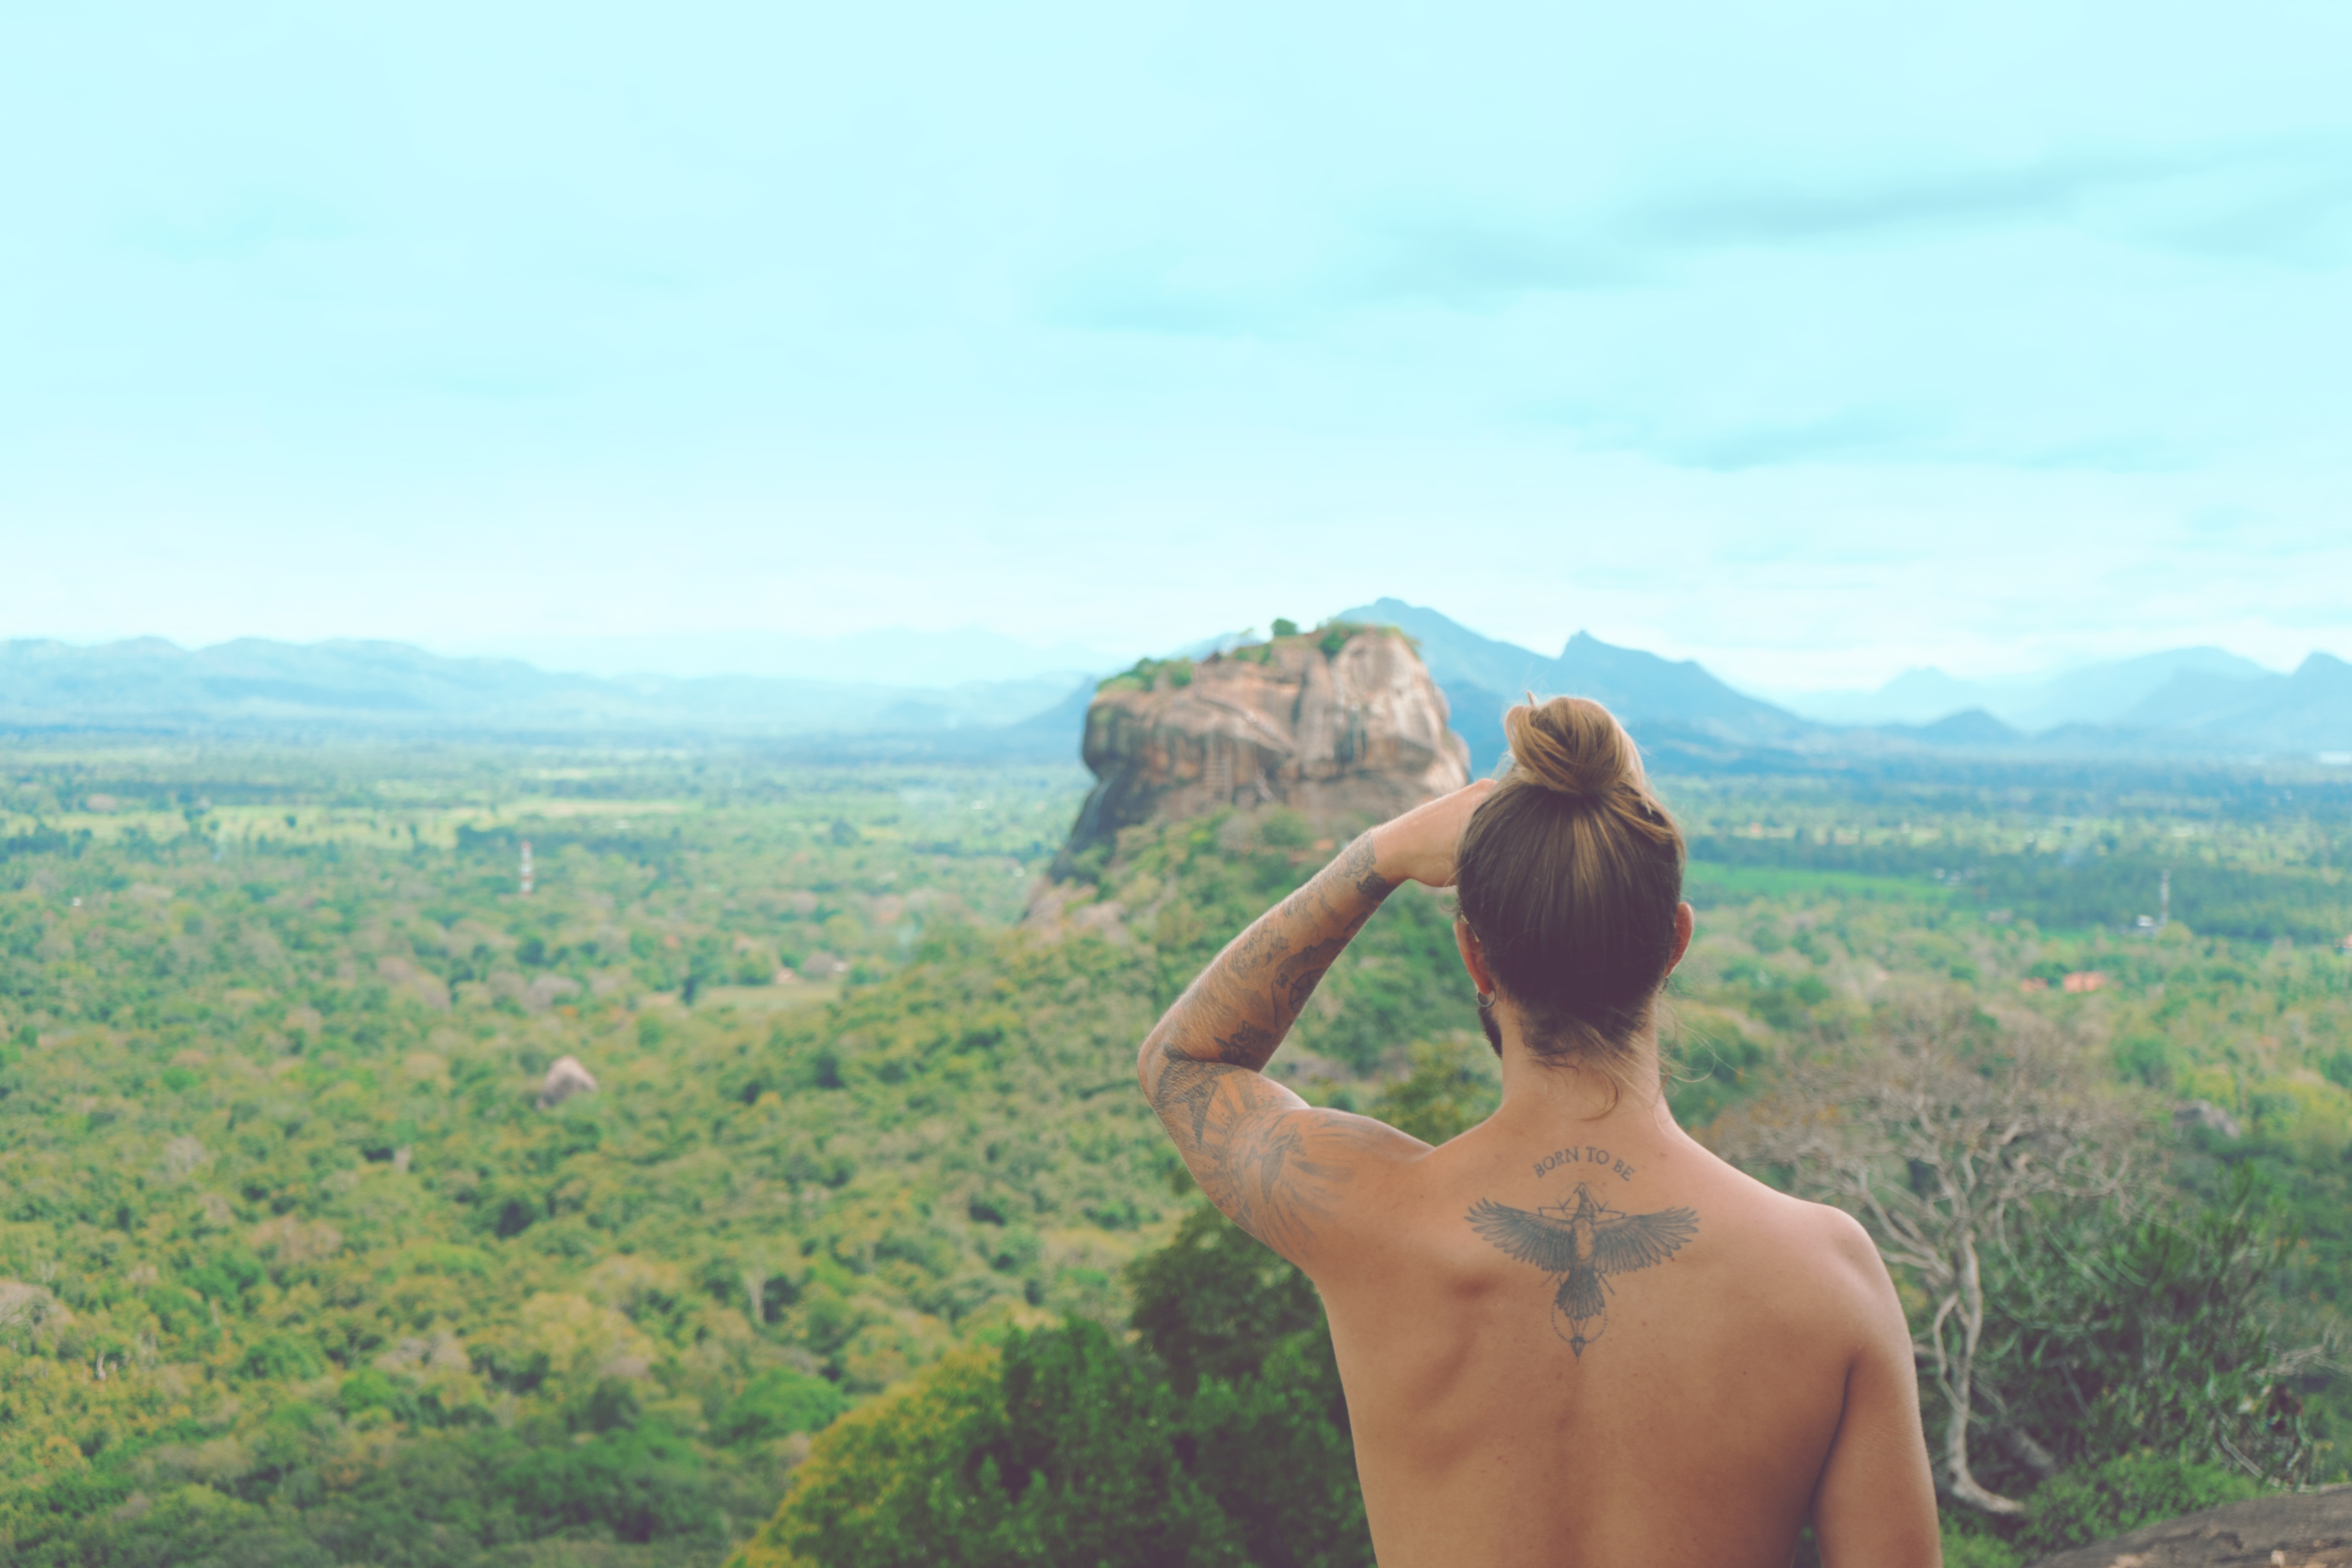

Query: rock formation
[[1057, 626, 1471, 868], [0, 1281, 69, 1345], [538, 1055, 598, 1110], [2025, 1486, 2352, 1567], [2173, 1099, 2243, 1139]]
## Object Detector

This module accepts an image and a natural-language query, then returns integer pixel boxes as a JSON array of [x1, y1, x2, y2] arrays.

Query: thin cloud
[[2009, 433, 2198, 474], [1630, 151, 2188, 250], [1348, 149, 2242, 310], [1524, 400, 2203, 476], [2143, 161, 2352, 266], [1344, 218, 1648, 309], [1047, 261, 1281, 336], [1053, 140, 2348, 334], [118, 191, 355, 262], [1652, 407, 1929, 472]]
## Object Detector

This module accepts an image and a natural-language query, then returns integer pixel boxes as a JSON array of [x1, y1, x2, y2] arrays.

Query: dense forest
[[0, 744, 2346, 1565]]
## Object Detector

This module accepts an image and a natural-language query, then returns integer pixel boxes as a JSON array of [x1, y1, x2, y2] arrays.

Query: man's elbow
[[1135, 1033, 1159, 1095]]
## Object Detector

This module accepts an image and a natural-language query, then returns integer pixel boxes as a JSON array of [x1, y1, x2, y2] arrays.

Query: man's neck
[[1489, 1024, 1680, 1145]]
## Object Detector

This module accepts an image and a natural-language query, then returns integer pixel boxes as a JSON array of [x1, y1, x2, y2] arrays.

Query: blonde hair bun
[[1502, 696, 1649, 802]]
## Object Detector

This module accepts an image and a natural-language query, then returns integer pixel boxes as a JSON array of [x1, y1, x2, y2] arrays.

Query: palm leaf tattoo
[[1468, 1183, 1699, 1357]]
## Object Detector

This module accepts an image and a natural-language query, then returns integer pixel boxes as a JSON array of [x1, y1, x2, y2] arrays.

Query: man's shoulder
[[1258, 1105, 1440, 1267], [1788, 1199, 1894, 1302], [1696, 1167, 1893, 1309], [1758, 1191, 1902, 1338], [1704, 1154, 1871, 1243]]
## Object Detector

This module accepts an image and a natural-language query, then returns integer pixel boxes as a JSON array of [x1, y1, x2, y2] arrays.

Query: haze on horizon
[[4, 0, 2350, 697]]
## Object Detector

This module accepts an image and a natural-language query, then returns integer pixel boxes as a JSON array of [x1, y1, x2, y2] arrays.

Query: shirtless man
[[1138, 696, 1941, 1567]]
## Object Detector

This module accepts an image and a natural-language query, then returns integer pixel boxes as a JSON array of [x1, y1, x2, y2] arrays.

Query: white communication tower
[[520, 839, 535, 897]]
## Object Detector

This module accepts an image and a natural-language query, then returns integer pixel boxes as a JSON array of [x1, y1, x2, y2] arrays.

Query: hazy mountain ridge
[[0, 636, 1089, 740], [452, 627, 1118, 686], [2119, 653, 2352, 750], [6, 619, 2346, 762], [1335, 599, 1825, 772], [1789, 647, 2280, 730], [1788, 650, 2352, 758], [1337, 602, 2351, 767]]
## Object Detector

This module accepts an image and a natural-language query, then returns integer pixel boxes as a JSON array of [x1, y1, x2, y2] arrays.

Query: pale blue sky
[[4, 0, 2348, 692]]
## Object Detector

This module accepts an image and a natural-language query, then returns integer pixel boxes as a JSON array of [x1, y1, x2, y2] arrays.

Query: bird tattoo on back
[[1468, 1183, 1700, 1357]]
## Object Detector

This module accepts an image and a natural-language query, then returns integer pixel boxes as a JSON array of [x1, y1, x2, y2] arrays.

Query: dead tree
[[1709, 991, 2134, 1515]]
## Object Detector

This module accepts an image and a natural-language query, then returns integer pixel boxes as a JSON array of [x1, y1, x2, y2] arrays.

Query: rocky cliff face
[[1056, 628, 1471, 869]]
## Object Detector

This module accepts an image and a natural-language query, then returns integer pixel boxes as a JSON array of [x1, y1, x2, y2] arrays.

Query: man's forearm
[[1144, 832, 1399, 1073]]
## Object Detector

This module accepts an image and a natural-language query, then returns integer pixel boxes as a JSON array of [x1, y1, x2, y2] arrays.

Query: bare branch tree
[[1709, 990, 2136, 1515]]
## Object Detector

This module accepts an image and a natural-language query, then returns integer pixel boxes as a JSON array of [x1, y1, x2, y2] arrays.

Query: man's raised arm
[[1136, 784, 1488, 1268]]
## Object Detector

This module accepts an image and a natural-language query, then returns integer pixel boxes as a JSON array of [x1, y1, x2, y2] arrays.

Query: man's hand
[[1370, 780, 1493, 889]]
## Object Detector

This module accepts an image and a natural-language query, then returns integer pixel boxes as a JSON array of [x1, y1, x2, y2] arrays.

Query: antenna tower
[[2159, 868, 2169, 931], [520, 840, 535, 897]]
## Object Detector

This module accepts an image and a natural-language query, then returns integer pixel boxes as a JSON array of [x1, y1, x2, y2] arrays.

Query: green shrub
[[1369, 1037, 1499, 1145], [715, 1367, 851, 1444], [502, 1417, 712, 1544], [733, 1346, 1006, 1568], [737, 1243, 1377, 1568], [1097, 657, 1194, 694], [2114, 1031, 2176, 1087], [738, 1330, 1241, 1568], [1255, 808, 1314, 851], [1972, 1165, 2313, 1489], [1127, 1205, 1321, 1396], [339, 1366, 422, 1423], [2016, 1453, 2261, 1555], [988, 1320, 1240, 1566], [1185, 1330, 1367, 1568], [239, 1331, 328, 1381], [1940, 1526, 2021, 1568]]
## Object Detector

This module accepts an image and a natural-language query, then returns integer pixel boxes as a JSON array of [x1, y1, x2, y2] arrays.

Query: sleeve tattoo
[[1139, 833, 1406, 1260], [1146, 1042, 1388, 1258]]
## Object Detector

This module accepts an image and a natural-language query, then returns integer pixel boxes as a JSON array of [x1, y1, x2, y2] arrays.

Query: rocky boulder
[[538, 1055, 599, 1110], [2027, 1487, 2352, 1568], [0, 1281, 70, 1346], [1058, 626, 1471, 867]]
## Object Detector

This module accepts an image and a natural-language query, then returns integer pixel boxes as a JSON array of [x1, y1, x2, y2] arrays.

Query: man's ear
[[1454, 915, 1496, 995], [1666, 902, 1694, 974]]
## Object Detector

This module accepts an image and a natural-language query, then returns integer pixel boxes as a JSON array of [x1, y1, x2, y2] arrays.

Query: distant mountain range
[[1773, 642, 2352, 758], [5, 615, 2346, 766], [1334, 599, 1820, 772], [448, 627, 1117, 687], [1336, 601, 2352, 769], [1787, 648, 2277, 730], [0, 637, 1086, 746]]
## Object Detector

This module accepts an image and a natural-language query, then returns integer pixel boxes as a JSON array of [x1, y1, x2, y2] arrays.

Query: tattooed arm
[[1136, 783, 1492, 1270]]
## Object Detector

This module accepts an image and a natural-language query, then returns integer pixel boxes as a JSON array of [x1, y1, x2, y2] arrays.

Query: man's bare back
[[1139, 779, 1940, 1566]]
